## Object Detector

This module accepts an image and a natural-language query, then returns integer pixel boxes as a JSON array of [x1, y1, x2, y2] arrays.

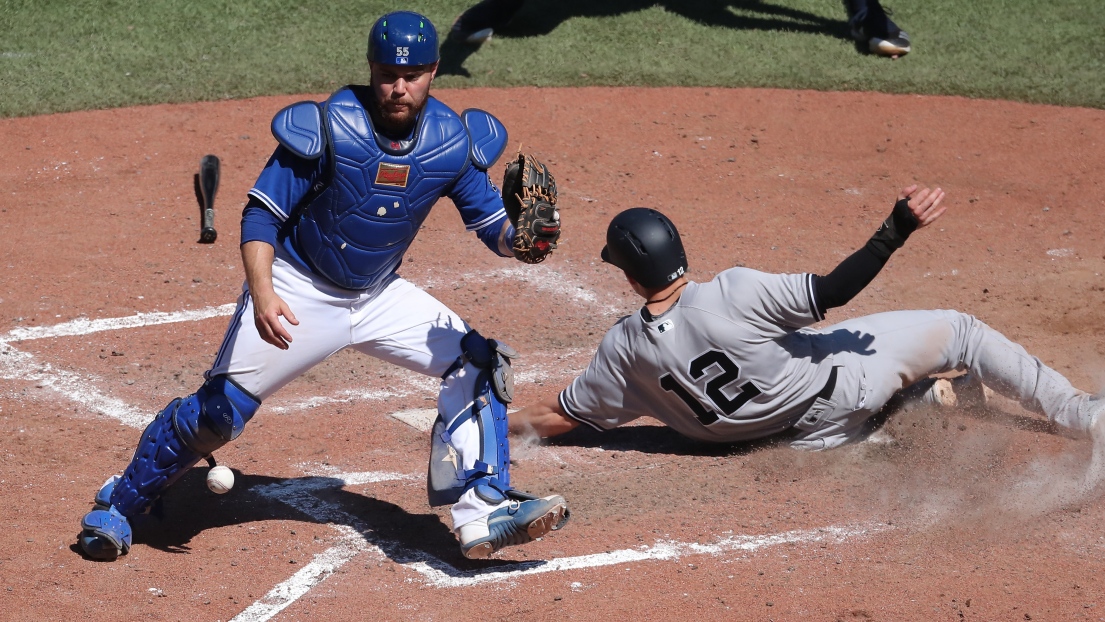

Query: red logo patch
[[375, 163, 410, 188]]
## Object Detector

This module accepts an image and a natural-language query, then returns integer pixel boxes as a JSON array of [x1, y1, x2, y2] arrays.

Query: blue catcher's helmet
[[367, 11, 439, 66]]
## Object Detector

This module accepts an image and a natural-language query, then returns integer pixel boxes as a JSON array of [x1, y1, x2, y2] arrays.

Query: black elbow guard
[[865, 198, 919, 260]]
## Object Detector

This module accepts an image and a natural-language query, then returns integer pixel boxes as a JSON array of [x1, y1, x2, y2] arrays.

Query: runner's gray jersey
[[560, 267, 837, 442]]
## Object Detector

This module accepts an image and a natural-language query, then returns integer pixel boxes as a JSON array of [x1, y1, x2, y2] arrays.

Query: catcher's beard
[[369, 92, 428, 138]]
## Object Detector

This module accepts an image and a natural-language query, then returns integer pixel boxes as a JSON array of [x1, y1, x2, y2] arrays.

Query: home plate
[[390, 408, 438, 431]]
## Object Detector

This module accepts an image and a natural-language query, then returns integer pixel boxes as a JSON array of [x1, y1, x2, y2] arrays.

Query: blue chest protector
[[276, 87, 503, 291]]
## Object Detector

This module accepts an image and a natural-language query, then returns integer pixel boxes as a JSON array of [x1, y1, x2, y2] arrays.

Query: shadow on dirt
[[72, 470, 538, 573], [545, 422, 785, 457], [540, 378, 1066, 457], [439, 0, 853, 77]]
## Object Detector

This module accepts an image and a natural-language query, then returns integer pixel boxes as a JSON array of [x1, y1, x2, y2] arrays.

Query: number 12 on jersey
[[659, 350, 762, 425]]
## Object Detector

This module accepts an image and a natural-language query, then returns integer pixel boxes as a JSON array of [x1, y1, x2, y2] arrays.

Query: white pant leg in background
[[793, 309, 1095, 449], [436, 362, 510, 530], [344, 277, 505, 530]]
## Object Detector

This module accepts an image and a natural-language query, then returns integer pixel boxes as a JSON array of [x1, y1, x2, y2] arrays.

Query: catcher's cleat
[[458, 494, 570, 559], [845, 0, 911, 57], [78, 476, 132, 560], [79, 505, 132, 561]]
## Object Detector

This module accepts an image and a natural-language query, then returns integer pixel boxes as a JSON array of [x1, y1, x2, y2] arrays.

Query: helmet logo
[[667, 265, 685, 282], [369, 11, 439, 66]]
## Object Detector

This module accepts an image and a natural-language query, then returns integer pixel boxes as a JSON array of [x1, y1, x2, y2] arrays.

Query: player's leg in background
[[449, 0, 526, 44], [348, 276, 568, 558], [842, 0, 912, 57], [79, 253, 355, 560], [828, 309, 1103, 433]]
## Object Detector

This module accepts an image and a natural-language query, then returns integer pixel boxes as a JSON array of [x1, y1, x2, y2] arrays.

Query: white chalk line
[[406, 524, 884, 588], [0, 298, 591, 425], [0, 340, 151, 427], [0, 263, 615, 343], [242, 467, 886, 607], [0, 304, 238, 343], [0, 305, 238, 428], [264, 379, 439, 415], [293, 462, 422, 486], [228, 528, 368, 622]]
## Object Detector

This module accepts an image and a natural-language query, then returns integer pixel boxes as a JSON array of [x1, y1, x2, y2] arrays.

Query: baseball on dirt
[[206, 465, 234, 494]]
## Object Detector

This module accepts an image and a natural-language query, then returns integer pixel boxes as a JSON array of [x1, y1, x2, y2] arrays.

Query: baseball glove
[[501, 153, 560, 264]]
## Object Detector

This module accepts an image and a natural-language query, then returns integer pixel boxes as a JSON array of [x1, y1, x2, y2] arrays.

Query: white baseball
[[206, 465, 234, 494]]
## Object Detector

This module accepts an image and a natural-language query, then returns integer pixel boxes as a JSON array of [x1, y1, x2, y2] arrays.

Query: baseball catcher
[[501, 152, 560, 264], [77, 11, 570, 563]]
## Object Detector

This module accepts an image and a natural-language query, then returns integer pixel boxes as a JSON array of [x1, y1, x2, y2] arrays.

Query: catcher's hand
[[502, 153, 560, 264]]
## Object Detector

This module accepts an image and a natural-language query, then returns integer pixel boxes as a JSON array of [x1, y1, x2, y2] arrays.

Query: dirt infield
[[2, 87, 1105, 621]]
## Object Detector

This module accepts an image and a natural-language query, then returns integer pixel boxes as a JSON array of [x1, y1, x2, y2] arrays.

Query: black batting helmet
[[601, 208, 688, 288]]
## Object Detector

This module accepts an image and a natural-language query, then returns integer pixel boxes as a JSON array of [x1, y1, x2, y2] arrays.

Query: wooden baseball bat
[[198, 154, 219, 243]]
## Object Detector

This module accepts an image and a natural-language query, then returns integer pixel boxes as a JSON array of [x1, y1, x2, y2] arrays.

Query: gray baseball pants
[[790, 309, 1099, 450]]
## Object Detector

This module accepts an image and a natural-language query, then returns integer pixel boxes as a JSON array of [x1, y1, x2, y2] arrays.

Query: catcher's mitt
[[502, 153, 560, 264]]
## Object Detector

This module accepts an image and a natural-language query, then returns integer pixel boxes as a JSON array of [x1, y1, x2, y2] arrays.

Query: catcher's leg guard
[[110, 375, 259, 515], [428, 330, 518, 507], [78, 376, 259, 560]]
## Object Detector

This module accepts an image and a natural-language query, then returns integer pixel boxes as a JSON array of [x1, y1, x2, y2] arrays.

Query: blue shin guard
[[427, 371, 512, 507], [78, 376, 259, 560], [428, 330, 517, 507]]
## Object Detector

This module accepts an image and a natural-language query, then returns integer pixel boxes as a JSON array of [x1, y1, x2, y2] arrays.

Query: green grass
[[2, 0, 1103, 117]]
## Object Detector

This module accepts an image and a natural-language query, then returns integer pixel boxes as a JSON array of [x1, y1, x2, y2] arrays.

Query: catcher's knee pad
[[427, 330, 517, 507], [174, 375, 260, 455], [456, 328, 517, 404], [108, 375, 260, 517]]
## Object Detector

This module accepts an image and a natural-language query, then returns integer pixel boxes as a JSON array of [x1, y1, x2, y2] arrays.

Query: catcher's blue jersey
[[248, 87, 507, 291]]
